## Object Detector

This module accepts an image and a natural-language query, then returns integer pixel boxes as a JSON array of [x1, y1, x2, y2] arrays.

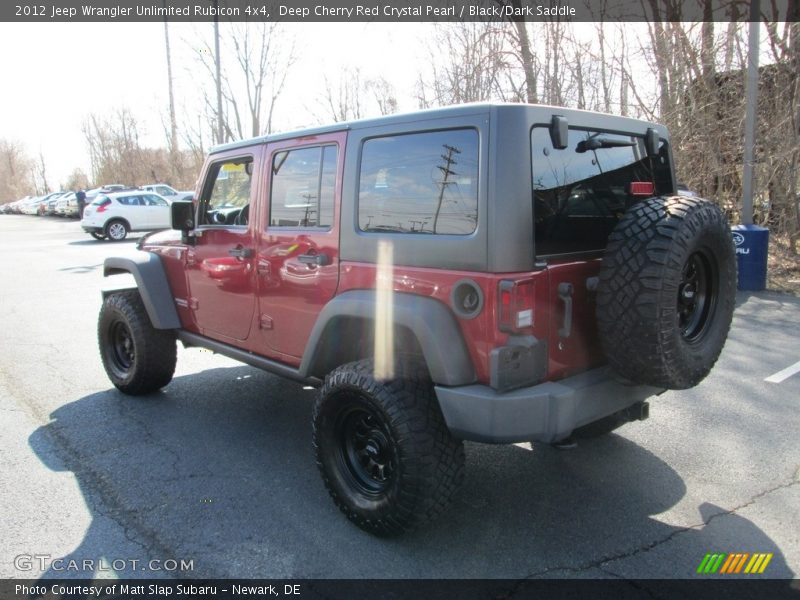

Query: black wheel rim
[[677, 250, 717, 342], [334, 401, 396, 496], [109, 320, 135, 373]]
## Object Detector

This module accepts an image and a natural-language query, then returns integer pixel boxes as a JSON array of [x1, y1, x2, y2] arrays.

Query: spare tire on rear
[[596, 196, 736, 390]]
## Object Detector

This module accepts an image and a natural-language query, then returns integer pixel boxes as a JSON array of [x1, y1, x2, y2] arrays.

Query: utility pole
[[213, 0, 224, 145], [163, 4, 178, 154], [433, 144, 460, 233], [741, 0, 760, 225]]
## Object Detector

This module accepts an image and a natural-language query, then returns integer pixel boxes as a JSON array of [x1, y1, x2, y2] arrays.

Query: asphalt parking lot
[[1, 215, 798, 584]]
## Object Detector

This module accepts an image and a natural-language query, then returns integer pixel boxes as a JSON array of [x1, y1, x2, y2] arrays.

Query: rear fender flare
[[299, 290, 476, 386]]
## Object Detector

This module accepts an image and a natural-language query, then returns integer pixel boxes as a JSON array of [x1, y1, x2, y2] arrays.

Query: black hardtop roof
[[209, 102, 667, 155]]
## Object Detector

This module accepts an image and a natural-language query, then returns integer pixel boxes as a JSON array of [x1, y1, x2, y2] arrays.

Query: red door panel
[[184, 148, 263, 342], [255, 132, 346, 360]]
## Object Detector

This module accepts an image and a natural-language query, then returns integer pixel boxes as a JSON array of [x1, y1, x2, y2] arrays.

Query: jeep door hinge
[[259, 314, 274, 330]]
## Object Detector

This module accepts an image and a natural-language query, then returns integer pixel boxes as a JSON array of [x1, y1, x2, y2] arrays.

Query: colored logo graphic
[[696, 552, 773, 575], [732, 232, 745, 247]]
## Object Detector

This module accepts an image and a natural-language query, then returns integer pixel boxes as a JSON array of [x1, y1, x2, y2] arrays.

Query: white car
[[81, 191, 171, 241], [140, 183, 194, 202], [55, 192, 75, 217]]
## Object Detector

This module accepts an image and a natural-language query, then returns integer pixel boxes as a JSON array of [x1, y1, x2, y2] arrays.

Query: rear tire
[[313, 359, 465, 536], [596, 196, 736, 389], [90, 232, 106, 241], [105, 219, 128, 241], [98, 290, 176, 395]]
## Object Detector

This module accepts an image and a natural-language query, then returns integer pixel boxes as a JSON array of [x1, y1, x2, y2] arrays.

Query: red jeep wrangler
[[98, 104, 736, 535]]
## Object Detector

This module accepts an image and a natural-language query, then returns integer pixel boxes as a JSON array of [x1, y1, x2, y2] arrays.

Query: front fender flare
[[299, 290, 476, 386], [103, 252, 181, 330]]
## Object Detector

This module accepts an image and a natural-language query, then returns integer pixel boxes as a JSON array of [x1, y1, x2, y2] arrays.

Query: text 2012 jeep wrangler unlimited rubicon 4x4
[[98, 103, 736, 536]]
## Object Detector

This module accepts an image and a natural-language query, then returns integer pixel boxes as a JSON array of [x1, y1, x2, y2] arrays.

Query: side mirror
[[549, 115, 568, 150], [645, 128, 660, 157], [171, 200, 195, 232]]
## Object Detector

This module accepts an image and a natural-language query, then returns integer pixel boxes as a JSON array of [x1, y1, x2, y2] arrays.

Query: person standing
[[76, 189, 87, 218]]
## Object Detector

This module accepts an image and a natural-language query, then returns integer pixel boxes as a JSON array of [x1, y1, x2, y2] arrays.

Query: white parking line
[[765, 360, 800, 384]]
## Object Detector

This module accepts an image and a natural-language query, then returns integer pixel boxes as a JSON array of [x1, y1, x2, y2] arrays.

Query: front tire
[[105, 219, 128, 241], [98, 290, 176, 395], [313, 359, 465, 536]]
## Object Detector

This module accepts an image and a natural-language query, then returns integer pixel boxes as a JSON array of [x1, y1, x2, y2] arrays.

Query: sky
[[0, 19, 767, 190], [0, 21, 430, 187]]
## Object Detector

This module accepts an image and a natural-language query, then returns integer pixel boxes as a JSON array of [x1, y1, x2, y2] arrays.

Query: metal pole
[[213, 0, 223, 144], [741, 0, 760, 225]]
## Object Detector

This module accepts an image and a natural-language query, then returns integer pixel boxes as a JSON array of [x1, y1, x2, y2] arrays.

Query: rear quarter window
[[358, 128, 479, 235]]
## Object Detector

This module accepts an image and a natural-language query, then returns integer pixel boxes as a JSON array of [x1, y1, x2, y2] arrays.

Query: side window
[[157, 186, 175, 196], [117, 195, 142, 206], [358, 128, 478, 235], [147, 195, 168, 207], [269, 145, 337, 228], [200, 157, 253, 226], [531, 126, 672, 256]]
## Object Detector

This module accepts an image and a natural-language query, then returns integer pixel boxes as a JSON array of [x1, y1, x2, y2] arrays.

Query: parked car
[[20, 195, 48, 215], [55, 193, 75, 217], [1, 197, 28, 214], [43, 192, 67, 216], [81, 191, 171, 240], [35, 192, 65, 215], [139, 183, 194, 202]]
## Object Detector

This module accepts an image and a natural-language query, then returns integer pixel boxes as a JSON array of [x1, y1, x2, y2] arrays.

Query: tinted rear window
[[531, 126, 673, 256]]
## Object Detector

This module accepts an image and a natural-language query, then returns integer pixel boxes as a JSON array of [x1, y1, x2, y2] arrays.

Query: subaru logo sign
[[732, 232, 745, 247]]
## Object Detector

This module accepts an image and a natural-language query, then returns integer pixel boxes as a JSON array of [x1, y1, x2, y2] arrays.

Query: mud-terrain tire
[[98, 290, 177, 395], [105, 219, 128, 241], [313, 359, 465, 536], [596, 196, 736, 389]]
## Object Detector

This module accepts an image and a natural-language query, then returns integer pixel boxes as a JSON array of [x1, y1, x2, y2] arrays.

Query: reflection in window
[[270, 145, 337, 228], [201, 158, 253, 226], [359, 129, 479, 235], [531, 127, 672, 256], [209, 161, 252, 209]]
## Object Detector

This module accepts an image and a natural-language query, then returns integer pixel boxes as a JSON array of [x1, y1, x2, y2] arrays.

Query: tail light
[[498, 278, 535, 333], [629, 181, 655, 197]]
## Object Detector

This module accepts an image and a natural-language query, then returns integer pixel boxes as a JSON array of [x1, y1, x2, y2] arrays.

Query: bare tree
[[0, 139, 35, 202], [367, 76, 399, 116], [416, 22, 511, 108], [63, 168, 90, 192], [34, 151, 50, 195], [321, 67, 365, 122], [188, 22, 296, 142]]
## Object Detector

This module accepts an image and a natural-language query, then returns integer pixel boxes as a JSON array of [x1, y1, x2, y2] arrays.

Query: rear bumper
[[82, 225, 102, 234], [434, 367, 664, 444]]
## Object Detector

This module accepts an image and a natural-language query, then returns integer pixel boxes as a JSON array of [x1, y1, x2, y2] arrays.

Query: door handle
[[228, 246, 253, 259], [298, 253, 330, 266], [557, 282, 574, 338]]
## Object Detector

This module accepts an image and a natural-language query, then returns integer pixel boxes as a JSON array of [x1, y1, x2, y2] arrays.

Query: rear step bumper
[[434, 367, 664, 444]]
